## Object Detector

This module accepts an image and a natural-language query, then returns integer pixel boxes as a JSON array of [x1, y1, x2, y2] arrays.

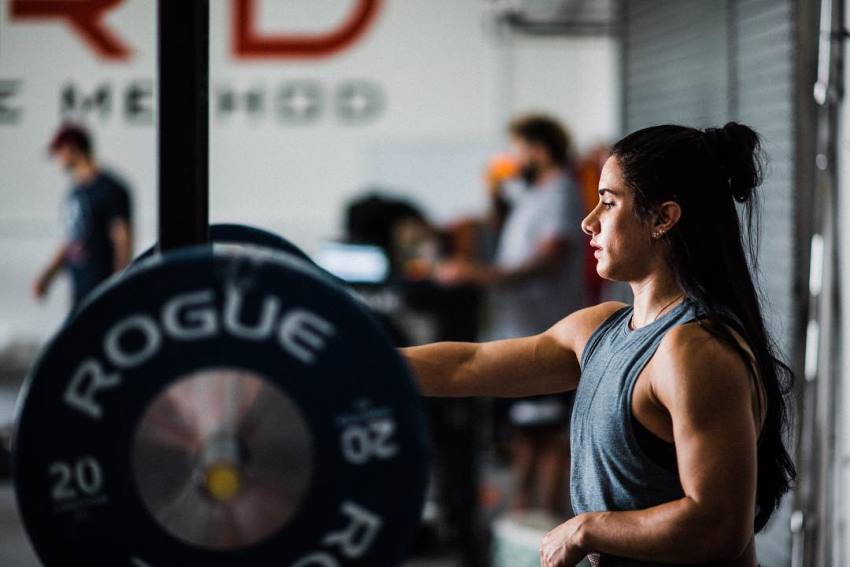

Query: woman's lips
[[591, 242, 603, 258]]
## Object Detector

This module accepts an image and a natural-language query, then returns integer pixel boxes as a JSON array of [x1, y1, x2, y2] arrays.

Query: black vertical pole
[[158, 0, 209, 252]]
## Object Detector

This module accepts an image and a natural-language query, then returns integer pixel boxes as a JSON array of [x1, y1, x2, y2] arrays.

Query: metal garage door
[[622, 1, 796, 564]]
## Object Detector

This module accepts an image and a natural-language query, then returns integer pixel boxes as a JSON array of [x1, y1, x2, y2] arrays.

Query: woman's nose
[[581, 209, 597, 237]]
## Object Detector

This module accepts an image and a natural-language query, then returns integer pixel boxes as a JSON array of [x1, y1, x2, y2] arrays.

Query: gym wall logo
[[8, 0, 383, 60], [1, 0, 386, 127]]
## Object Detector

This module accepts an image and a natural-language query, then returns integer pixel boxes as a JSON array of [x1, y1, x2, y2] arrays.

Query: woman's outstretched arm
[[401, 302, 624, 398]]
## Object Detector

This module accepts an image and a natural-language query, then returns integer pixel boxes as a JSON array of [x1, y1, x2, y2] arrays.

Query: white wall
[[0, 0, 619, 344]]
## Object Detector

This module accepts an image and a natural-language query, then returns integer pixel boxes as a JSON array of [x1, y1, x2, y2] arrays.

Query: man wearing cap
[[33, 123, 134, 309]]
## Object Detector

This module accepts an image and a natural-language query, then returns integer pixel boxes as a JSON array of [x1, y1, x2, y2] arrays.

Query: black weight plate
[[133, 224, 314, 264], [71, 224, 317, 321], [14, 246, 429, 566]]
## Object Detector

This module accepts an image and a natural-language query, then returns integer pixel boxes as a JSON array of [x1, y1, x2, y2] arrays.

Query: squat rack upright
[[157, 0, 210, 252]]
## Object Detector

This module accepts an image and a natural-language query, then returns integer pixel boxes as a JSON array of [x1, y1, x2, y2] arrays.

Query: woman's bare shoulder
[[652, 321, 757, 406], [657, 320, 754, 372], [546, 301, 627, 359]]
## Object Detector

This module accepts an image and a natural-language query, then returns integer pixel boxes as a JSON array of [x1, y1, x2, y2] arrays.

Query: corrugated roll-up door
[[622, 0, 795, 565], [732, 3, 795, 562], [623, 0, 729, 129], [733, 0, 795, 364]]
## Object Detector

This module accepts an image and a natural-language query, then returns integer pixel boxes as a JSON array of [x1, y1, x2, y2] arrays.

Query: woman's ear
[[651, 201, 682, 239]]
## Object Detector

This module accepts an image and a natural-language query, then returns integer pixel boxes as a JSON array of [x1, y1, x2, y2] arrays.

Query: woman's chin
[[595, 262, 618, 282]]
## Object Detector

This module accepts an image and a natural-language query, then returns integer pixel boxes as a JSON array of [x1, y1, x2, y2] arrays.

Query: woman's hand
[[540, 513, 595, 567]]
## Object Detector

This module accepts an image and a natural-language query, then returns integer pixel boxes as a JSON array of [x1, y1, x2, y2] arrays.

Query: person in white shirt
[[436, 114, 587, 513]]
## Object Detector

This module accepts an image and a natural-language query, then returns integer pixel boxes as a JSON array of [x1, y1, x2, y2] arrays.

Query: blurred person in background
[[33, 123, 133, 310], [345, 192, 439, 279], [436, 114, 588, 515]]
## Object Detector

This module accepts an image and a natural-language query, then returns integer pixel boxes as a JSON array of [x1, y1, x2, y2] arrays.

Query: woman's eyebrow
[[598, 187, 620, 196]]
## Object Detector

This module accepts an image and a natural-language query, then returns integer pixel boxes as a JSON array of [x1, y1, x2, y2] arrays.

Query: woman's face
[[581, 156, 656, 281]]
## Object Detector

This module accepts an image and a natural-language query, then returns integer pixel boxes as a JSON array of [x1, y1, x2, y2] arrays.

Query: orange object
[[576, 145, 610, 213], [486, 153, 520, 186], [576, 145, 610, 304]]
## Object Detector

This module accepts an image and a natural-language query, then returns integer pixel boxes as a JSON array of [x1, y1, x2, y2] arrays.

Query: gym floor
[[0, 372, 34, 566]]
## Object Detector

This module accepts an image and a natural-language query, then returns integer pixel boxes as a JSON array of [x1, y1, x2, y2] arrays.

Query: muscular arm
[[401, 302, 623, 398], [574, 326, 758, 562], [110, 218, 132, 272]]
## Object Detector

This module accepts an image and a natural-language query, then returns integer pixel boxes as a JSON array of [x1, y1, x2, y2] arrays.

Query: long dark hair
[[612, 123, 795, 532]]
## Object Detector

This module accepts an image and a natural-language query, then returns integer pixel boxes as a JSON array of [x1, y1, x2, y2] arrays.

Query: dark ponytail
[[703, 123, 762, 203], [612, 122, 796, 532]]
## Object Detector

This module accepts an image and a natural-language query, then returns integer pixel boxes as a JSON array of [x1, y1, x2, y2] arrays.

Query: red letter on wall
[[10, 0, 130, 60], [233, 0, 382, 59]]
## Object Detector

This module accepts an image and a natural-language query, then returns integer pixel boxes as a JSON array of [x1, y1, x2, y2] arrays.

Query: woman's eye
[[602, 201, 614, 209]]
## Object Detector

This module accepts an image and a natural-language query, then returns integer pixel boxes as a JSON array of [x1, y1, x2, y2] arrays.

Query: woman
[[403, 123, 795, 566]]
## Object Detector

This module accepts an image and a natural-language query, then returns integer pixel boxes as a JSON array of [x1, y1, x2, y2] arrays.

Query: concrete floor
[[0, 377, 39, 566], [0, 484, 39, 566]]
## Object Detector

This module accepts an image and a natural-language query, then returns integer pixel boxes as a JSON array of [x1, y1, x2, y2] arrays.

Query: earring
[[653, 230, 664, 239]]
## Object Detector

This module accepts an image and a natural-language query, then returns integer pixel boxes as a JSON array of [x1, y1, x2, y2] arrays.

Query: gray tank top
[[570, 298, 702, 516]]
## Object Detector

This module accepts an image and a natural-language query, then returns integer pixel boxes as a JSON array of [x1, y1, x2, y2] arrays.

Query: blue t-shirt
[[63, 171, 132, 306]]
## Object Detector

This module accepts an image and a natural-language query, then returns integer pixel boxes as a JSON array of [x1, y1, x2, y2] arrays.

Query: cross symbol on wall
[[341, 88, 370, 115], [279, 83, 320, 122], [337, 82, 383, 124]]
